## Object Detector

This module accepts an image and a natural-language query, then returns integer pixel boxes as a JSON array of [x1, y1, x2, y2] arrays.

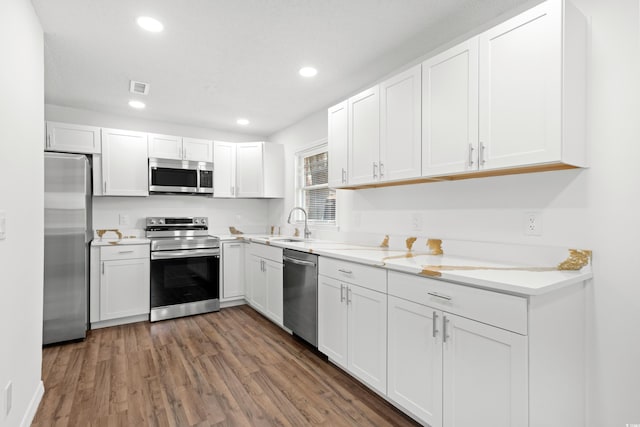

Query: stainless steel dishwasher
[[283, 249, 318, 347]]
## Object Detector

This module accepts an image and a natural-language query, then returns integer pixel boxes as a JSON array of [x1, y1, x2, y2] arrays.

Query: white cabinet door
[[213, 141, 236, 198], [45, 122, 101, 154], [347, 283, 387, 395], [380, 64, 422, 182], [236, 142, 264, 197], [318, 275, 348, 370], [479, 0, 562, 170], [46, 121, 101, 154], [183, 137, 213, 162], [249, 255, 267, 312], [222, 242, 245, 300], [100, 258, 150, 320], [328, 101, 349, 187], [388, 296, 443, 426], [348, 86, 380, 185], [148, 133, 182, 160], [422, 38, 479, 177], [443, 313, 528, 427], [101, 128, 148, 196], [265, 259, 283, 325]]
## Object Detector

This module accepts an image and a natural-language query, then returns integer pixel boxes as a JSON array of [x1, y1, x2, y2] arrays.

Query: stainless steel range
[[146, 217, 220, 322]]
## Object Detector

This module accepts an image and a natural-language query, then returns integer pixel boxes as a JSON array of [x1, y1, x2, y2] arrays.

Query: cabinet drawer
[[249, 242, 283, 263], [100, 244, 150, 261], [388, 271, 527, 335], [319, 257, 386, 294]]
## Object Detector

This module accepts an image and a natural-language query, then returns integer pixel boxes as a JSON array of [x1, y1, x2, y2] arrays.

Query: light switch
[[0, 211, 5, 240], [119, 214, 130, 226]]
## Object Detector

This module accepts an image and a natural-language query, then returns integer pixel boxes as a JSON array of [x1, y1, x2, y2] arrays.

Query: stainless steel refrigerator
[[43, 152, 92, 345]]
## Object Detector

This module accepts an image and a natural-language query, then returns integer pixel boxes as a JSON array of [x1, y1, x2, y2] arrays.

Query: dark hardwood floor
[[33, 305, 419, 426]]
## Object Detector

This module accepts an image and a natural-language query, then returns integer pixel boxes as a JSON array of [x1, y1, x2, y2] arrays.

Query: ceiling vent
[[129, 80, 150, 95]]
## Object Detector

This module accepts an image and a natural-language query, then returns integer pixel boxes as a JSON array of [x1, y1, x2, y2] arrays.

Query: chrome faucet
[[287, 207, 311, 239]]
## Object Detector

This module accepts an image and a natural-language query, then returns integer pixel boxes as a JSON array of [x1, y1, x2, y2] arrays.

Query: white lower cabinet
[[387, 296, 443, 426], [90, 244, 150, 326], [442, 313, 527, 427], [388, 294, 528, 427], [318, 258, 388, 395], [221, 241, 246, 301], [247, 243, 283, 325]]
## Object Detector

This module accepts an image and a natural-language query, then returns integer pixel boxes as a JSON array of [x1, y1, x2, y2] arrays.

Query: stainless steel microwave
[[149, 158, 213, 195]]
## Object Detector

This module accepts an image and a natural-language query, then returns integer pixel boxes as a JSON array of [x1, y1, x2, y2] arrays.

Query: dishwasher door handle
[[283, 256, 316, 267]]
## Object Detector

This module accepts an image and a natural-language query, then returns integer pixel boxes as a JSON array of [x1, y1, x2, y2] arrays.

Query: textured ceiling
[[31, 0, 531, 137]]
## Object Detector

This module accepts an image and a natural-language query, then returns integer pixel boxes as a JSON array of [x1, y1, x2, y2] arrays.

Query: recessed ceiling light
[[129, 100, 146, 109], [137, 16, 164, 33], [237, 118, 250, 126], [299, 67, 318, 77]]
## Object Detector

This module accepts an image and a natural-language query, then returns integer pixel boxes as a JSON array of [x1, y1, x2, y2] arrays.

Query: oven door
[[150, 248, 220, 321]]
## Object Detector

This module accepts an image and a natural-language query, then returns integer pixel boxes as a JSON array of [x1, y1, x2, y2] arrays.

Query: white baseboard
[[220, 298, 247, 309], [20, 380, 44, 427]]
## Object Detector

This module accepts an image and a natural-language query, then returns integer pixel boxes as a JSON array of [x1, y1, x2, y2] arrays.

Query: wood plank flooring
[[33, 305, 419, 426]]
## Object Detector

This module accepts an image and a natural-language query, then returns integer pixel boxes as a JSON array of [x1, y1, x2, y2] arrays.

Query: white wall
[[0, 0, 45, 426], [45, 105, 273, 236], [269, 1, 640, 425]]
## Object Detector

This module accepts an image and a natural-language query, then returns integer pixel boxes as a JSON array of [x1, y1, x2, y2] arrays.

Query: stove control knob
[[149, 219, 156, 225], [194, 218, 200, 224], [159, 219, 165, 224]]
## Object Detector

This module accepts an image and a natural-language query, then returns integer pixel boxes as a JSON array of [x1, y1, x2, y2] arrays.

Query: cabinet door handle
[[379, 162, 384, 178], [443, 316, 450, 343], [103, 181, 107, 193], [468, 144, 475, 167], [432, 311, 438, 338], [428, 292, 452, 301], [347, 287, 352, 305], [479, 142, 486, 166], [101, 262, 105, 275], [338, 268, 352, 274], [231, 186, 234, 196], [46, 134, 51, 148], [340, 284, 345, 302], [373, 162, 378, 179], [341, 168, 346, 184]]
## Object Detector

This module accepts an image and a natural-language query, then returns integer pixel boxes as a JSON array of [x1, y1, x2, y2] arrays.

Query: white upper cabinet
[[101, 128, 149, 196], [213, 141, 236, 197], [422, 38, 479, 177], [183, 137, 213, 162], [379, 64, 422, 182], [149, 134, 213, 162], [348, 86, 380, 186], [213, 141, 284, 198], [148, 133, 182, 160], [479, 0, 585, 170], [328, 101, 349, 188], [236, 142, 264, 198], [45, 121, 101, 154]]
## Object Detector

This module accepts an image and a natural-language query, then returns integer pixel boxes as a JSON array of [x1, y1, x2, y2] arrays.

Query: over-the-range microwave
[[149, 158, 213, 195]]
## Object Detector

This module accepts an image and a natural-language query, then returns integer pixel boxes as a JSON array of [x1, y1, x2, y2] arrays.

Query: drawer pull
[[338, 269, 353, 274], [428, 292, 452, 301], [118, 250, 135, 254]]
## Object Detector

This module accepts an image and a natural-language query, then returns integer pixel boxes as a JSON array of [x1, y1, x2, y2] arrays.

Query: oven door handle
[[151, 249, 220, 260]]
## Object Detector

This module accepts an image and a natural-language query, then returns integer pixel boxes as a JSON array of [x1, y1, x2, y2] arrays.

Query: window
[[295, 143, 336, 225]]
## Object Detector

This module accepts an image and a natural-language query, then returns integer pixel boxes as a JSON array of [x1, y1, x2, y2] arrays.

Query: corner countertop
[[229, 235, 592, 297]]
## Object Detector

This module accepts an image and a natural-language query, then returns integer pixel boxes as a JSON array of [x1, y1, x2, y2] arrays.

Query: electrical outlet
[[118, 214, 130, 226], [524, 212, 542, 236], [4, 381, 12, 417], [411, 213, 423, 231]]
